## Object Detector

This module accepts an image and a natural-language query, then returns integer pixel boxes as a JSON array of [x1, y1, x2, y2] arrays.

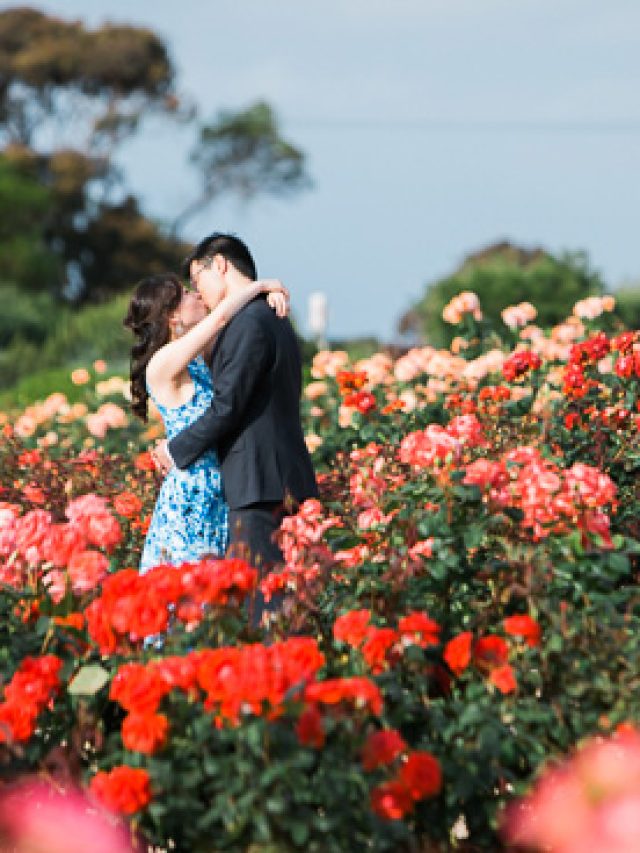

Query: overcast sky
[[9, 0, 640, 339]]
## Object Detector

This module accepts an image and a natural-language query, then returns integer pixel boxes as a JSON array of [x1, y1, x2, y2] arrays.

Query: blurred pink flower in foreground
[[0, 780, 135, 853], [502, 726, 640, 852]]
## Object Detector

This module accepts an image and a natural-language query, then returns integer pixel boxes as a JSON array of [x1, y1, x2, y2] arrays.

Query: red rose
[[90, 766, 152, 814], [473, 635, 509, 671], [504, 614, 541, 648], [398, 751, 442, 800], [333, 609, 371, 647], [304, 677, 383, 716], [489, 664, 517, 694], [84, 599, 118, 655], [134, 451, 157, 472], [443, 632, 473, 676], [18, 450, 41, 466], [370, 781, 414, 820], [126, 592, 170, 640], [121, 712, 169, 755], [22, 484, 46, 505], [398, 612, 440, 648], [361, 627, 399, 674], [362, 729, 407, 771], [296, 704, 325, 749], [110, 663, 170, 715], [0, 702, 38, 743]]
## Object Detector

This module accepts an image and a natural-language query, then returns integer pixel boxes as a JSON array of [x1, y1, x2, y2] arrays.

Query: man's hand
[[151, 439, 173, 475]]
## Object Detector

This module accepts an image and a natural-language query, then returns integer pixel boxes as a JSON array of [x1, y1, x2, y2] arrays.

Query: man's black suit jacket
[[168, 295, 318, 510]]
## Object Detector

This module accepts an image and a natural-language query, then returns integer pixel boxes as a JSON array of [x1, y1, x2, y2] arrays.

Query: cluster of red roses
[[0, 655, 62, 744], [562, 331, 613, 399], [333, 608, 541, 696], [333, 609, 440, 674], [96, 637, 394, 817], [560, 330, 640, 435], [85, 559, 257, 653], [108, 637, 385, 740], [444, 616, 541, 695], [108, 638, 326, 746], [334, 368, 377, 414], [463, 447, 617, 544], [446, 384, 513, 419], [361, 728, 442, 820], [501, 349, 542, 383]]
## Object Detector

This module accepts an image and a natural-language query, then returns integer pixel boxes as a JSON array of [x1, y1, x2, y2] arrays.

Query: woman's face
[[174, 286, 207, 331]]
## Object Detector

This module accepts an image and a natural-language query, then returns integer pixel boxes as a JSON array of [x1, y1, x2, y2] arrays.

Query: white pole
[[308, 291, 328, 349]]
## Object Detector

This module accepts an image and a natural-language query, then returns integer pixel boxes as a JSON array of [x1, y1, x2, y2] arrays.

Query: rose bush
[[1, 296, 639, 851]]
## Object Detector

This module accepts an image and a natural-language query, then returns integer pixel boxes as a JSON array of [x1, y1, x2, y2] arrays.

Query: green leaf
[[290, 820, 310, 846], [67, 664, 109, 696]]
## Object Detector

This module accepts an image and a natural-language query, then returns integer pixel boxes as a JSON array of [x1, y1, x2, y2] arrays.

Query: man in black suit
[[155, 233, 318, 624]]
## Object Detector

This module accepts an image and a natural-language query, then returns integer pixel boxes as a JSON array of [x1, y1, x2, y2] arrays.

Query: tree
[[0, 8, 310, 303], [399, 241, 606, 346], [613, 284, 640, 331], [172, 101, 310, 235], [0, 7, 175, 154]]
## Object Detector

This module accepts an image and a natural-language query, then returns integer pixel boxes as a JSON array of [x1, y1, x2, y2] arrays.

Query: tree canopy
[[0, 8, 309, 304], [399, 241, 606, 346]]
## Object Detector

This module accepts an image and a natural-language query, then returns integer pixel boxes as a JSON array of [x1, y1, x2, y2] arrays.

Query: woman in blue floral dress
[[123, 272, 288, 572]]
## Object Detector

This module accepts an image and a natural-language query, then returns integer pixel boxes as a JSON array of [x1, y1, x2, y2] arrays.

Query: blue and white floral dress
[[140, 355, 229, 572]]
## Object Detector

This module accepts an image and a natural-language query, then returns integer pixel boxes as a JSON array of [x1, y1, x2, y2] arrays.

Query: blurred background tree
[[0, 7, 309, 389], [613, 283, 640, 330], [172, 100, 311, 235], [398, 241, 607, 347]]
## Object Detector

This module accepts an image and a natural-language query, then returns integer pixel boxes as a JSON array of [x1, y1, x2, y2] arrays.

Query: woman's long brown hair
[[123, 274, 183, 421]]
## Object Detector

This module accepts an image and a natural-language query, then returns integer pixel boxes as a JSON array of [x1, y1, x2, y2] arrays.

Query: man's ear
[[214, 254, 227, 276]]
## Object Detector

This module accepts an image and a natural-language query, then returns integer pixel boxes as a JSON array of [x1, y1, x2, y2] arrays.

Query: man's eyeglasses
[[189, 255, 216, 288]]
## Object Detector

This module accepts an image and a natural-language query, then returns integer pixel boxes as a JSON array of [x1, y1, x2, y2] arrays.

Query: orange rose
[[113, 492, 143, 518]]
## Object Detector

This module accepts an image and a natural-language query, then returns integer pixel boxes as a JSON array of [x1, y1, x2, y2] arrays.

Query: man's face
[[190, 256, 226, 309]]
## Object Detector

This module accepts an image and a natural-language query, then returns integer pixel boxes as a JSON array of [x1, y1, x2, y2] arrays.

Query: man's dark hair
[[182, 232, 257, 281]]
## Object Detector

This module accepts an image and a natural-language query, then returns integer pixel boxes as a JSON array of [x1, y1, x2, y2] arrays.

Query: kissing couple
[[123, 232, 318, 625]]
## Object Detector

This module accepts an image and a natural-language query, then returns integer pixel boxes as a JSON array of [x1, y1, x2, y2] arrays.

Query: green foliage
[[0, 156, 61, 289], [613, 284, 640, 330], [401, 242, 605, 346], [0, 294, 131, 395], [0, 283, 61, 348]]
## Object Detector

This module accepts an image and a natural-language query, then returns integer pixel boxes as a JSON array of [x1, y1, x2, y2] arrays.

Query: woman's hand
[[255, 279, 290, 319]]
